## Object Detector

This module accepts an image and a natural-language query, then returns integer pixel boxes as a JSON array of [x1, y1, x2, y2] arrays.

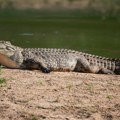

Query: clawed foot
[[99, 68, 115, 75], [41, 67, 51, 73]]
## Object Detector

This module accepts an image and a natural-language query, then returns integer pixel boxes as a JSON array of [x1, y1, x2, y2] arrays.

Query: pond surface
[[0, 11, 120, 58]]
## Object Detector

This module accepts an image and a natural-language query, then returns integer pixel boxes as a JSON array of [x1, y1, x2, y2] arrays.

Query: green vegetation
[[0, 78, 7, 84], [31, 114, 38, 120], [106, 95, 113, 100], [66, 84, 73, 92], [85, 83, 94, 92], [38, 80, 44, 86], [0, 77, 16, 86]]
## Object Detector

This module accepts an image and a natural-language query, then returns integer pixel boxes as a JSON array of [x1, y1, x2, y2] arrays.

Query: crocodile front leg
[[23, 58, 50, 73], [10, 50, 50, 73], [22, 51, 50, 73]]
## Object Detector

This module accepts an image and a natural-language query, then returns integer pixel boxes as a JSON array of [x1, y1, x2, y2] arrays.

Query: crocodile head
[[0, 41, 23, 57]]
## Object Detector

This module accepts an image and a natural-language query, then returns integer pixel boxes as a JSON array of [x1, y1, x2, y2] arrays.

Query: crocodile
[[0, 41, 120, 75]]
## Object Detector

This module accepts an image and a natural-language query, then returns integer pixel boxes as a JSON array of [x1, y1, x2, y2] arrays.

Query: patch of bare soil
[[0, 69, 120, 120]]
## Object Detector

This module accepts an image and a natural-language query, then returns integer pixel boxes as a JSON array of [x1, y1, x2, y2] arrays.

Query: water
[[0, 10, 120, 58]]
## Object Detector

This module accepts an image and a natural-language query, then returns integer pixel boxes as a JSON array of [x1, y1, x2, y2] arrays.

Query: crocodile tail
[[114, 59, 120, 75]]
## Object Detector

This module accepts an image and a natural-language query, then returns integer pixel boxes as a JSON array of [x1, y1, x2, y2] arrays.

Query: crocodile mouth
[[0, 48, 15, 57]]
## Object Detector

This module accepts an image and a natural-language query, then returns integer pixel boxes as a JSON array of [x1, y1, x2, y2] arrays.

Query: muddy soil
[[0, 69, 120, 120]]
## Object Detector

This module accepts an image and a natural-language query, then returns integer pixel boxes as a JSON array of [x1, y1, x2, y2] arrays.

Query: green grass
[[0, 78, 7, 84], [106, 95, 113, 100], [85, 83, 94, 92]]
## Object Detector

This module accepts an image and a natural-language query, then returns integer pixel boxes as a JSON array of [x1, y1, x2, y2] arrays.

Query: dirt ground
[[0, 69, 120, 120]]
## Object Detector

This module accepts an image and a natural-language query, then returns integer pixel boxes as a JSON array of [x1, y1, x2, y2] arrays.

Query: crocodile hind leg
[[75, 56, 114, 74], [74, 56, 109, 73], [74, 56, 100, 73]]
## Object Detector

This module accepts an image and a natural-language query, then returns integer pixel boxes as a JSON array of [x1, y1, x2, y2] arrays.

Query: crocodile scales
[[0, 41, 120, 74]]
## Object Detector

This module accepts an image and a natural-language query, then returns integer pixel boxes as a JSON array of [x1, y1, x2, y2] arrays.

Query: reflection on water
[[19, 33, 34, 36]]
